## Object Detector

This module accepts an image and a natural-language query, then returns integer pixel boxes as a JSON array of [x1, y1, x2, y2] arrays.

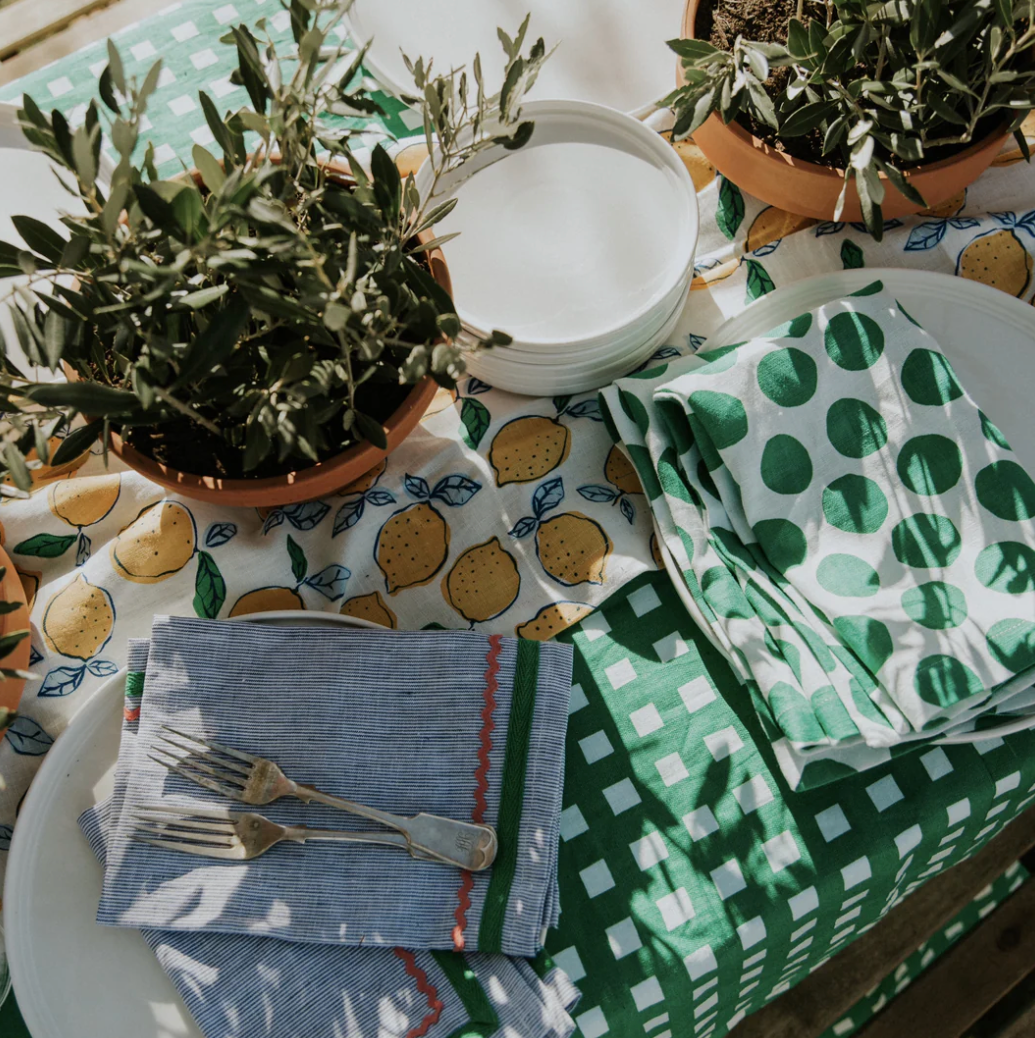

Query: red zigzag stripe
[[451, 633, 501, 952], [395, 948, 444, 1038]]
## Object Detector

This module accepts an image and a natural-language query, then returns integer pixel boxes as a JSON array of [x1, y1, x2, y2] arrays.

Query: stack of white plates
[[418, 100, 698, 395]]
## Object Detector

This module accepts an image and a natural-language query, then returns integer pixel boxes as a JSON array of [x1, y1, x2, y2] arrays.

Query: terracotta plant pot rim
[[697, 109, 1010, 181], [106, 376, 438, 507]]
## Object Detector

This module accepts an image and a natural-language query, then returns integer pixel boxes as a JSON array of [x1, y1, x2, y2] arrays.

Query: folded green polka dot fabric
[[600, 280, 1035, 790]]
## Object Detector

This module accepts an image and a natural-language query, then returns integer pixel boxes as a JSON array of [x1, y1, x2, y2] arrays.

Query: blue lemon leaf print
[[404, 473, 432, 500], [578, 484, 619, 503], [6, 716, 54, 754], [76, 532, 91, 567], [565, 399, 604, 421], [815, 221, 845, 236], [716, 176, 745, 240], [949, 217, 980, 231], [304, 564, 351, 601], [1017, 210, 1035, 234], [365, 489, 396, 506], [29, 644, 43, 667], [262, 510, 286, 534], [287, 535, 308, 582], [533, 477, 565, 519], [745, 259, 775, 301], [904, 221, 947, 251], [86, 659, 119, 677], [193, 550, 226, 619], [652, 346, 682, 361], [467, 377, 493, 395], [620, 496, 636, 524], [333, 495, 366, 534], [431, 474, 482, 506], [992, 211, 1018, 228], [460, 397, 491, 450], [851, 219, 902, 233], [0, 824, 12, 851], [688, 333, 707, 351], [509, 516, 539, 539], [38, 665, 85, 698], [205, 522, 238, 547], [552, 395, 572, 414], [12, 532, 77, 558], [281, 501, 330, 530]]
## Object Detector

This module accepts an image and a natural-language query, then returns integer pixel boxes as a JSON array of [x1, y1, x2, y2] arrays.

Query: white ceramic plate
[[4, 611, 379, 1038], [660, 268, 1035, 744], [429, 100, 696, 351], [345, 0, 686, 117]]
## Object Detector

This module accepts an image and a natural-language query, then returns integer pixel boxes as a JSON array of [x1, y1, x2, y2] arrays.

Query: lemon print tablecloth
[[5, 3, 1035, 1037]]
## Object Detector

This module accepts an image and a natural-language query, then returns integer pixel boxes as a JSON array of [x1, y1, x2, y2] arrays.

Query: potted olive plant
[[0, 1, 546, 505], [668, 0, 1035, 237]]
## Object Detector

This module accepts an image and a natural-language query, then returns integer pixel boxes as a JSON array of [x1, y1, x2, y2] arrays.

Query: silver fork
[[129, 804, 461, 864], [150, 726, 497, 872]]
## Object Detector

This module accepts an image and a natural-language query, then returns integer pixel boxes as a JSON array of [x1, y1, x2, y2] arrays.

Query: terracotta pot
[[679, 0, 1009, 221], [86, 162, 453, 507], [0, 544, 31, 725]]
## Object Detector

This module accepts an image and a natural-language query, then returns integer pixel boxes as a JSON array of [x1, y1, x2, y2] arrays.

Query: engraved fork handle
[[293, 784, 498, 872]]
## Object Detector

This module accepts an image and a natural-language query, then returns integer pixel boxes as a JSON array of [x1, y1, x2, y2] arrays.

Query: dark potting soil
[[121, 379, 410, 481], [694, 0, 1000, 168]]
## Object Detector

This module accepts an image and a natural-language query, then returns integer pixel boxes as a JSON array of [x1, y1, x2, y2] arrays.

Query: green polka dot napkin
[[600, 280, 1035, 790]]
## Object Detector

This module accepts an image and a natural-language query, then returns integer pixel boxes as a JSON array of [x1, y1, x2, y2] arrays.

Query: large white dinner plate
[[660, 268, 1035, 743], [4, 611, 379, 1038], [345, 0, 686, 117]]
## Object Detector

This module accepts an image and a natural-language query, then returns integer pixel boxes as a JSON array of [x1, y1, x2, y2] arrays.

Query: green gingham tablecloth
[[5, 3, 1035, 1037]]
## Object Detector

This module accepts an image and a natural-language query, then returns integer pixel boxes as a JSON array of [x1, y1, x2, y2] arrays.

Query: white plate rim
[[4, 610, 381, 1038]]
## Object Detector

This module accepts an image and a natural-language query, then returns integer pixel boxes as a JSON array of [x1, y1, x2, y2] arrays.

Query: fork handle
[[295, 785, 497, 871]]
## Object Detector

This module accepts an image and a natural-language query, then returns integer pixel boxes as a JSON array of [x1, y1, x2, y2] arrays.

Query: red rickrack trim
[[451, 633, 502, 952], [395, 947, 444, 1038], [123, 705, 141, 722]]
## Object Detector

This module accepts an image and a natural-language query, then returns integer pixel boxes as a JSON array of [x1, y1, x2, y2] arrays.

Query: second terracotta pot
[[679, 0, 1008, 222], [0, 544, 31, 726]]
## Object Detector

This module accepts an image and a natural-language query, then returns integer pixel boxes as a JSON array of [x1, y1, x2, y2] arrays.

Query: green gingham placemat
[[548, 571, 1035, 1038]]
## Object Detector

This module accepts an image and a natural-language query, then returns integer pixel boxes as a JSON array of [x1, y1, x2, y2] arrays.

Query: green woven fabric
[[548, 571, 1035, 1038]]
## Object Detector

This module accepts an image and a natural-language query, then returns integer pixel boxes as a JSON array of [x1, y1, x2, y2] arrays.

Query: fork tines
[[150, 725, 255, 801], [129, 803, 246, 860]]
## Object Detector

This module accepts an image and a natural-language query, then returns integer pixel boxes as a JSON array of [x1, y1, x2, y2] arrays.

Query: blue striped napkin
[[96, 620, 573, 958], [79, 645, 579, 1038]]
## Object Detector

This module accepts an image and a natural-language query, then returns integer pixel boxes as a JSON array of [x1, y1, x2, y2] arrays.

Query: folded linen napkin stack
[[83, 624, 577, 1038], [601, 280, 1035, 791]]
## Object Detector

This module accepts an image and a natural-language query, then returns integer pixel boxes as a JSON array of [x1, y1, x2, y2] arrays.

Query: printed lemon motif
[[17, 567, 40, 610], [745, 207, 816, 253], [339, 459, 387, 496], [1, 436, 89, 499], [537, 512, 612, 586], [111, 501, 197, 583], [48, 474, 120, 528], [919, 189, 965, 218], [957, 229, 1032, 297], [229, 586, 305, 617], [395, 141, 430, 179], [691, 257, 739, 291], [665, 133, 716, 192], [42, 574, 114, 660], [340, 591, 397, 629], [605, 445, 643, 495], [376, 502, 450, 594], [489, 416, 571, 486], [443, 537, 520, 623], [516, 601, 594, 640]]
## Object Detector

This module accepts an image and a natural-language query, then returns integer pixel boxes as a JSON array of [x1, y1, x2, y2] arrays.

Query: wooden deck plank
[[860, 879, 1035, 1038], [730, 806, 1035, 1038], [0, 0, 122, 64]]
